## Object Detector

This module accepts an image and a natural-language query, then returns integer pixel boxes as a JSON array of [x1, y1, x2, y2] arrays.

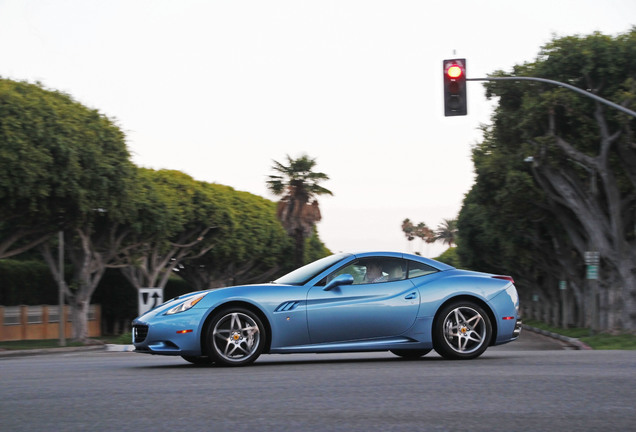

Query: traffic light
[[443, 58, 467, 116]]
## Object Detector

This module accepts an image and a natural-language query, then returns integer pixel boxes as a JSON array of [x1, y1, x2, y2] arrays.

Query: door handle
[[405, 292, 417, 300]]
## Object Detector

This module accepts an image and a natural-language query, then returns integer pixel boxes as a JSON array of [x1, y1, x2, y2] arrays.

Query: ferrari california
[[132, 252, 521, 366]]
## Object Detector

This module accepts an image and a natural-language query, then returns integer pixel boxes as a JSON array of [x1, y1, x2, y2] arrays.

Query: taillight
[[493, 275, 514, 284]]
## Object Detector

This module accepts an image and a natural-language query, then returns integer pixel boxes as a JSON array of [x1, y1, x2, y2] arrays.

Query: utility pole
[[58, 231, 66, 347]]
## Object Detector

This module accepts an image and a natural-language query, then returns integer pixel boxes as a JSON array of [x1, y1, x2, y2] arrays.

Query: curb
[[0, 344, 105, 358], [105, 344, 135, 352], [523, 325, 593, 350], [1, 329, 593, 358]]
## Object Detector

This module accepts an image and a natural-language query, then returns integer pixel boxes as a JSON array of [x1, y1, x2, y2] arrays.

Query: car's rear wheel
[[390, 349, 431, 359], [204, 308, 265, 367], [181, 355, 214, 365], [433, 301, 492, 360]]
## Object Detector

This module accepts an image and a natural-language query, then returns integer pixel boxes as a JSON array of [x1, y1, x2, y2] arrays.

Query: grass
[[579, 333, 636, 350], [525, 319, 636, 350]]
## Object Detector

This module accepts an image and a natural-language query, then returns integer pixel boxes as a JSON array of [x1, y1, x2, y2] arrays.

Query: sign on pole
[[584, 251, 599, 265], [138, 288, 164, 316]]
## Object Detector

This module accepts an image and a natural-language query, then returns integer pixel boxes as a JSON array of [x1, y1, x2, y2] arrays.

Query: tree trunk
[[294, 228, 305, 268], [70, 295, 90, 341]]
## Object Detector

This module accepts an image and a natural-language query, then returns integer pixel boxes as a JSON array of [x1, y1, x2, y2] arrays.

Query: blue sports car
[[132, 252, 521, 366]]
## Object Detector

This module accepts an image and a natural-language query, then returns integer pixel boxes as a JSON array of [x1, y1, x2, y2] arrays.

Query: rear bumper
[[513, 318, 523, 339]]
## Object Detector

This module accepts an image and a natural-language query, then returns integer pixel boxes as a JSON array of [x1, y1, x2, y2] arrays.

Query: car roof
[[348, 251, 455, 272]]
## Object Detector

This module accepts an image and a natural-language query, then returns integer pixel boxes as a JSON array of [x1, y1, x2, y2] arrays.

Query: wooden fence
[[0, 305, 101, 342]]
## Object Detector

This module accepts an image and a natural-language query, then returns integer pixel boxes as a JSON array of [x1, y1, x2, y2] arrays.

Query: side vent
[[274, 301, 303, 312]]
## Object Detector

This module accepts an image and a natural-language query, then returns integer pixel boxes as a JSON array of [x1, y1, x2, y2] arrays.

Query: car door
[[305, 258, 420, 344]]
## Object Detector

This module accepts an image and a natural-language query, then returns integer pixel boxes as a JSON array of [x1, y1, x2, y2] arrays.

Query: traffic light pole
[[467, 76, 636, 118]]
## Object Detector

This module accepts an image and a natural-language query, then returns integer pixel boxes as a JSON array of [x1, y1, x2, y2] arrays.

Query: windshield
[[274, 253, 351, 285]]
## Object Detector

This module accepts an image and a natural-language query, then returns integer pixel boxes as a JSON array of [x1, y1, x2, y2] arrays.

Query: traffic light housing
[[443, 58, 467, 116]]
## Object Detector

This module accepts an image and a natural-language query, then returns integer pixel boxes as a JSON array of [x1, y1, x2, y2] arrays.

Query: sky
[[1, 0, 634, 258]]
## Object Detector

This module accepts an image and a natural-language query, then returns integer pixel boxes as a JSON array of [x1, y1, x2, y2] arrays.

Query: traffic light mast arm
[[467, 76, 636, 118]]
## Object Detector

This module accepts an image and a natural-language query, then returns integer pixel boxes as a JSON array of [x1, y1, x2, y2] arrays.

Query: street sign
[[586, 265, 599, 280], [138, 288, 164, 316], [584, 251, 600, 265]]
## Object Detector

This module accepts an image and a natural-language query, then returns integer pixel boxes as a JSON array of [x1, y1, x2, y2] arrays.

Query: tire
[[390, 349, 431, 359], [204, 308, 266, 367], [433, 301, 492, 360], [181, 355, 214, 365]]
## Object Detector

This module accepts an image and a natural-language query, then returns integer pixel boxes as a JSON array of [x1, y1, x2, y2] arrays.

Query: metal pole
[[58, 231, 66, 347], [467, 76, 636, 118]]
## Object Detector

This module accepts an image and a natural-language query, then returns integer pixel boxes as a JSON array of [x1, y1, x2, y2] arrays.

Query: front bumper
[[132, 309, 207, 356]]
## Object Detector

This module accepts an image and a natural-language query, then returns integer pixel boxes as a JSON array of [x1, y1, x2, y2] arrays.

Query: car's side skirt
[[269, 337, 431, 354]]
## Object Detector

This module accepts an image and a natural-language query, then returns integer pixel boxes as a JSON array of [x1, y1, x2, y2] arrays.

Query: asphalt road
[[1, 332, 635, 432]]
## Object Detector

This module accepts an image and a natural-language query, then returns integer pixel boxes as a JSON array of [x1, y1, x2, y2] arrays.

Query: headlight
[[165, 293, 207, 315]]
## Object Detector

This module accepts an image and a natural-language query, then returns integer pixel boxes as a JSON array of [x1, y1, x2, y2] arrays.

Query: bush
[[434, 247, 460, 267], [0, 259, 193, 336], [0, 259, 58, 305]]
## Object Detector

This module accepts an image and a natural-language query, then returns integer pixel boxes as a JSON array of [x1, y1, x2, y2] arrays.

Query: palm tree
[[435, 218, 458, 248], [266, 154, 332, 267], [402, 219, 435, 255], [401, 218, 416, 241]]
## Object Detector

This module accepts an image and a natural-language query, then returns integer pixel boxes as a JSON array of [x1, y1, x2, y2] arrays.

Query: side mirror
[[324, 274, 354, 291]]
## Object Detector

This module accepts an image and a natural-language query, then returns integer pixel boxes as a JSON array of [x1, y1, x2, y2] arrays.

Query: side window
[[318, 261, 367, 286], [384, 259, 406, 281], [319, 258, 407, 285], [407, 260, 438, 279], [338, 262, 367, 284]]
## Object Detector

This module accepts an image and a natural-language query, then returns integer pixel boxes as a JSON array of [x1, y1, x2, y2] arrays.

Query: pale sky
[[1, 0, 634, 257]]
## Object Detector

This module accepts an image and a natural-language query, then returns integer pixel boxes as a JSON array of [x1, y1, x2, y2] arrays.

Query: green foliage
[[458, 28, 636, 330], [524, 319, 591, 338], [113, 332, 133, 345], [525, 319, 636, 350], [434, 247, 459, 267], [0, 79, 135, 226], [304, 226, 331, 265], [176, 184, 294, 288], [0, 78, 332, 332], [0, 259, 58, 305], [266, 154, 333, 198], [580, 333, 636, 350]]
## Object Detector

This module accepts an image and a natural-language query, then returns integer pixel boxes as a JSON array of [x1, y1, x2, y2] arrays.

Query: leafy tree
[[0, 79, 130, 258], [304, 226, 331, 264], [434, 246, 460, 267], [118, 169, 227, 292], [401, 218, 441, 255], [0, 78, 137, 341], [266, 154, 332, 267], [176, 184, 293, 290], [458, 29, 636, 331], [401, 218, 416, 241]]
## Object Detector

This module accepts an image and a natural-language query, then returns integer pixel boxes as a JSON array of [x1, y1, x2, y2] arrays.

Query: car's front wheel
[[433, 301, 492, 360], [204, 308, 266, 367]]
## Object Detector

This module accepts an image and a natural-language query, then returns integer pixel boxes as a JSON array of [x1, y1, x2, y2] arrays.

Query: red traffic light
[[446, 65, 463, 79], [443, 58, 467, 116]]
